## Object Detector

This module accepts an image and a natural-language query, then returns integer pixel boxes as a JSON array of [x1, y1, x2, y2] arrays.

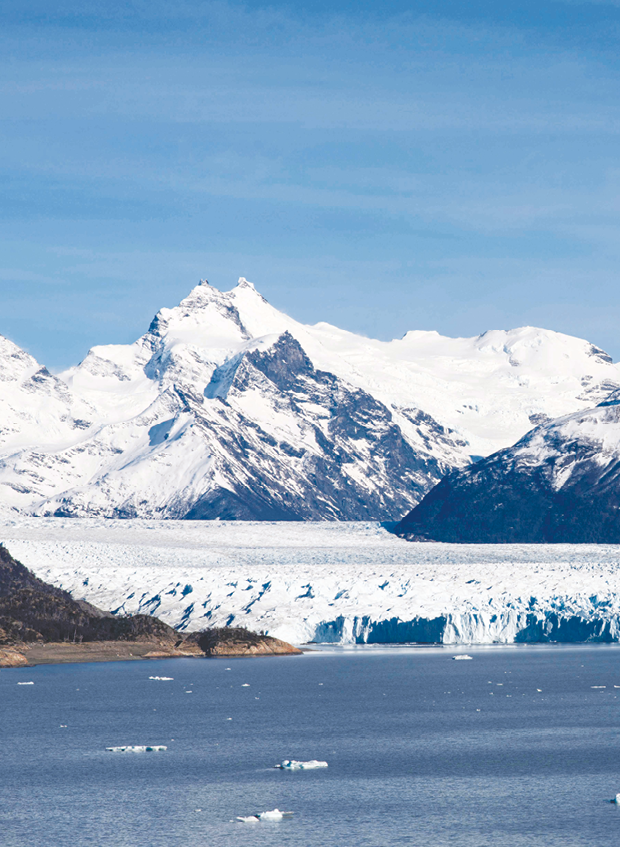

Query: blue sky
[[2, 0, 620, 369]]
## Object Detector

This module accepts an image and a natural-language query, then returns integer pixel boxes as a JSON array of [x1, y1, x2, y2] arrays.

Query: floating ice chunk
[[452, 655, 472, 661], [237, 809, 293, 822], [17, 681, 34, 685], [149, 676, 173, 681], [106, 745, 167, 753], [260, 810, 284, 821], [260, 809, 293, 820], [276, 759, 328, 770]]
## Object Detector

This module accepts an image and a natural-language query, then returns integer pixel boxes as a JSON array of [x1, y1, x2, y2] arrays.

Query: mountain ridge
[[0, 277, 618, 521], [396, 400, 620, 543]]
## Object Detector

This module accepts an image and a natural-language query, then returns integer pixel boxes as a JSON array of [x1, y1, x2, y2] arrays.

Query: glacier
[[3, 517, 620, 645]]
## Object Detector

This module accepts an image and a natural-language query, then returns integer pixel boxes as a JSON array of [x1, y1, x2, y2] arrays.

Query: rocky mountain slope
[[0, 543, 176, 645], [396, 396, 620, 543], [0, 278, 618, 521]]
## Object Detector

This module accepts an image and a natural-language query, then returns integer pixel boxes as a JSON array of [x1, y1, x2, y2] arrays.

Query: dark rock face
[[180, 333, 460, 521], [24, 330, 465, 523], [396, 403, 620, 543], [0, 545, 176, 645]]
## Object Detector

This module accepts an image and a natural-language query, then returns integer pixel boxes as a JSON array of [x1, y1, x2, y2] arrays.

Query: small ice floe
[[276, 759, 328, 770], [149, 676, 173, 681], [452, 655, 472, 661], [106, 745, 167, 753], [237, 809, 293, 822], [17, 681, 34, 685]]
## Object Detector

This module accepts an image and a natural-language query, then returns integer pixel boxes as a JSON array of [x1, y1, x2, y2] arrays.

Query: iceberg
[[236, 809, 293, 823], [276, 759, 328, 770], [105, 745, 167, 753]]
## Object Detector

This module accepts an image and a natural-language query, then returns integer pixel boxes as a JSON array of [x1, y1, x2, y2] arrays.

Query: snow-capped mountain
[[0, 277, 618, 521], [396, 395, 620, 543], [0, 335, 93, 452]]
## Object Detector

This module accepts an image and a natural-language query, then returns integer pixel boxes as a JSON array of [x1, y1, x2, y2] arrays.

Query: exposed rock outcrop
[[187, 626, 302, 657]]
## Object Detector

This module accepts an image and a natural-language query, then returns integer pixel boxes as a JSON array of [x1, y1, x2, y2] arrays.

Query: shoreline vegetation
[[0, 544, 301, 667]]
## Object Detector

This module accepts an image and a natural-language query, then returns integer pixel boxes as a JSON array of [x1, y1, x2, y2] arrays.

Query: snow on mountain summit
[[0, 277, 618, 521]]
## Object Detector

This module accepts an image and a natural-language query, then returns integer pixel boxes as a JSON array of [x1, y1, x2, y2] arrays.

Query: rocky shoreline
[[0, 630, 302, 667]]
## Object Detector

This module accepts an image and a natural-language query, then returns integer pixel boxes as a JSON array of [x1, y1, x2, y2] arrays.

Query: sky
[[2, 0, 620, 369]]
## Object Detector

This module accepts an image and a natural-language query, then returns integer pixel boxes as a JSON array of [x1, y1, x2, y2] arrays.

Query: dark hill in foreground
[[396, 402, 620, 543], [0, 544, 177, 645]]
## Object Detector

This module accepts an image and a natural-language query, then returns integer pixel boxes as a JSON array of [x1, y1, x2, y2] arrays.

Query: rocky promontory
[[187, 627, 303, 657]]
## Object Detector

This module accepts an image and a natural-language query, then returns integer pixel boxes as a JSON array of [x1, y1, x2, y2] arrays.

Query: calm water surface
[[1, 646, 620, 846]]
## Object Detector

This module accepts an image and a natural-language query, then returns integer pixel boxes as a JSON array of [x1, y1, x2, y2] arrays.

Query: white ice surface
[[105, 745, 167, 753], [276, 760, 328, 770], [3, 518, 620, 645]]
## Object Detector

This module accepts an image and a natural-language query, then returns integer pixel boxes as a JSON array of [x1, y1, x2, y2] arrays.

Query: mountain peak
[[236, 277, 255, 290]]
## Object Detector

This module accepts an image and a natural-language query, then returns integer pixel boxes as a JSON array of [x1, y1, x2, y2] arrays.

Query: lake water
[[1, 646, 620, 846]]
